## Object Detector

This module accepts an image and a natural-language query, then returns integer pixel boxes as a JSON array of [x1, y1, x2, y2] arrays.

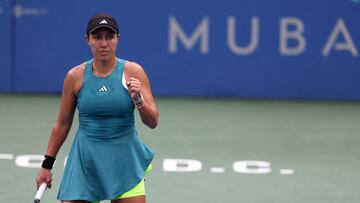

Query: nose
[[100, 37, 108, 47]]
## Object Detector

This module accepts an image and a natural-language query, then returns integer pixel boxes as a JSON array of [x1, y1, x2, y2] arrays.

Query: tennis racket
[[34, 183, 47, 203]]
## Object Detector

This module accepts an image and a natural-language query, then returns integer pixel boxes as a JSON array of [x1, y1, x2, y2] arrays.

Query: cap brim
[[88, 25, 118, 34]]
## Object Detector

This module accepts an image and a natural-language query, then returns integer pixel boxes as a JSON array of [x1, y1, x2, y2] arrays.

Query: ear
[[85, 35, 89, 43], [117, 33, 120, 42]]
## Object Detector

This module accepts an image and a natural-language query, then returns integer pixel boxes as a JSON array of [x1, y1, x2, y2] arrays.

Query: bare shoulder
[[64, 62, 86, 94], [67, 62, 86, 80], [124, 60, 145, 76]]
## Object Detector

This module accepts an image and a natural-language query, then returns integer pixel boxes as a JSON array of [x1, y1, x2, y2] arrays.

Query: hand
[[36, 168, 52, 189], [126, 77, 142, 101]]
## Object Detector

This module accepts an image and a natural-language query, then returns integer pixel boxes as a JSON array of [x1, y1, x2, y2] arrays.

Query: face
[[87, 28, 119, 61]]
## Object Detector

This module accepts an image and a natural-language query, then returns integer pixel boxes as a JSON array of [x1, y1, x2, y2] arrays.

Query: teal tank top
[[57, 59, 154, 201]]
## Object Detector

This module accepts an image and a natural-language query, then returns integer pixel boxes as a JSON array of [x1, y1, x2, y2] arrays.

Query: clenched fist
[[126, 77, 142, 102]]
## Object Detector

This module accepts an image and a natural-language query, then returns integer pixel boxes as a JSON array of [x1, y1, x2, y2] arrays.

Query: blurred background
[[0, 0, 360, 202]]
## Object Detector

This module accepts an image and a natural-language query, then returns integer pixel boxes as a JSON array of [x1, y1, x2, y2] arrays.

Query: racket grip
[[34, 183, 47, 202]]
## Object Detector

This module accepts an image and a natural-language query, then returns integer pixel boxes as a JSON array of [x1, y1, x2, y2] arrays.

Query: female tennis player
[[35, 13, 158, 203]]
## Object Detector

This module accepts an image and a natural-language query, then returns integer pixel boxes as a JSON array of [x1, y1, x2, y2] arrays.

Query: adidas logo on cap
[[87, 14, 119, 34], [99, 19, 108, 24]]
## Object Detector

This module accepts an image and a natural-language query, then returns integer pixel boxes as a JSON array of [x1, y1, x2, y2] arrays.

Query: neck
[[92, 57, 117, 76]]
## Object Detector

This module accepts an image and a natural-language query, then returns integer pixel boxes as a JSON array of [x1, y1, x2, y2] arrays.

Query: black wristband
[[41, 155, 56, 170]]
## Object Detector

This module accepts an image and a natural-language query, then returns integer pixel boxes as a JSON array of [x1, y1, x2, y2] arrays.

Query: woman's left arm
[[126, 62, 159, 129]]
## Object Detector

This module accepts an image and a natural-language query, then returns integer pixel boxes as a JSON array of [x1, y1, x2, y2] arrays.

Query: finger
[[130, 83, 141, 89], [127, 81, 140, 88], [129, 78, 141, 85], [45, 179, 52, 189], [36, 180, 40, 190], [128, 80, 140, 86], [129, 87, 140, 93], [36, 180, 45, 190], [128, 83, 141, 90]]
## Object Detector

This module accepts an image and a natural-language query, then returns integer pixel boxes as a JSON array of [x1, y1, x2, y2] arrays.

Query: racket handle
[[34, 183, 47, 203]]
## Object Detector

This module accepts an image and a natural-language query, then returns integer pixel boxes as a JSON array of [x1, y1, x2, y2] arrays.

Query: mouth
[[98, 51, 110, 55]]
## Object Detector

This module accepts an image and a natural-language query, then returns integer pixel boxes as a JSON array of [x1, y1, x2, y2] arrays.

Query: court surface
[[0, 94, 359, 203]]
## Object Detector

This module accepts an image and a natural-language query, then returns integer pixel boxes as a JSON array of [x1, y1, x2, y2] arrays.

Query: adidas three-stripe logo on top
[[98, 85, 108, 92]]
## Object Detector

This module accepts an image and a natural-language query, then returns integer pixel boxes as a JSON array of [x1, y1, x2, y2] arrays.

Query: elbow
[[53, 120, 72, 134], [145, 112, 158, 129], [148, 120, 158, 129], [144, 117, 158, 129]]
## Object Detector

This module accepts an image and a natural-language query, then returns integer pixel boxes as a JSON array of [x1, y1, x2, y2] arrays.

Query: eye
[[91, 34, 101, 40], [106, 34, 115, 40]]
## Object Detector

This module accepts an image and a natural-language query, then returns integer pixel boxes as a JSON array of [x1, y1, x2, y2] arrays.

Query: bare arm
[[36, 67, 79, 189], [125, 62, 159, 129], [45, 71, 77, 157]]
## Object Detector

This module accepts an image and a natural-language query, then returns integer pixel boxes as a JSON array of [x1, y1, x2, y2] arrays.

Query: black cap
[[86, 14, 119, 35]]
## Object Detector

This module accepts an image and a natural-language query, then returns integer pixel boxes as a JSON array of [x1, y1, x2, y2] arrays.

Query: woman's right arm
[[45, 70, 77, 157], [36, 68, 78, 189]]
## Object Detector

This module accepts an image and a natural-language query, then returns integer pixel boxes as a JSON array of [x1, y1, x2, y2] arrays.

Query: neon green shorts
[[92, 164, 152, 203]]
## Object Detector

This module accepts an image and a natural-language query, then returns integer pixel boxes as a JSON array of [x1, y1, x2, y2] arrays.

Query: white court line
[[280, 169, 294, 175], [0, 154, 14, 159], [210, 167, 225, 173]]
